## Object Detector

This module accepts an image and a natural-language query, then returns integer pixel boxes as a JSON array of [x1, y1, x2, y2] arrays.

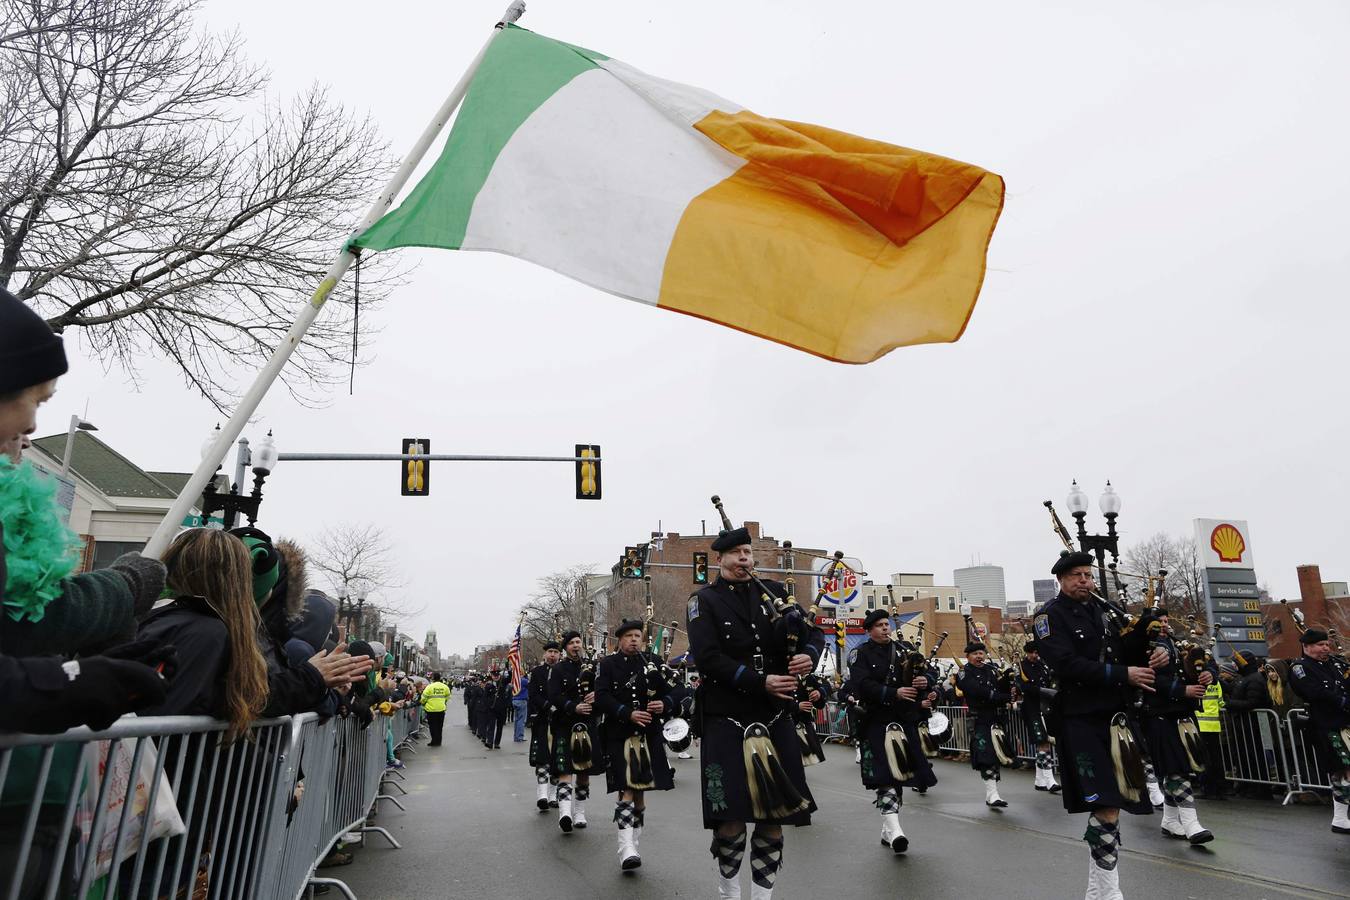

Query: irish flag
[[352, 25, 1005, 363]]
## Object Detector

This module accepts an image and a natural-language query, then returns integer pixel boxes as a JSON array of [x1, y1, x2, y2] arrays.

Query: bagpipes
[[919, 629, 951, 757]]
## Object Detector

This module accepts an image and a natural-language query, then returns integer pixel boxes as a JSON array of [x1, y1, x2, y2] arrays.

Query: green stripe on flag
[[353, 26, 601, 252]]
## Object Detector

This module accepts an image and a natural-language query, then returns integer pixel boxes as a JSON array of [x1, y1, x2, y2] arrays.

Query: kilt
[[528, 715, 552, 768], [968, 714, 1007, 771], [549, 715, 606, 777], [1141, 714, 1201, 779], [1056, 713, 1154, 815], [603, 723, 674, 794], [1309, 724, 1350, 773], [699, 713, 816, 829], [859, 717, 937, 790], [1021, 702, 1050, 745]]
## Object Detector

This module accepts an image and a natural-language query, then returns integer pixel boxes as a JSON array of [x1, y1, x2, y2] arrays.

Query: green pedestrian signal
[[621, 546, 643, 579]]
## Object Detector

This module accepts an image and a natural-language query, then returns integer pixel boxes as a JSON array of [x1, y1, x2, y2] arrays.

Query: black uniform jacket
[[548, 654, 597, 724], [527, 663, 553, 718], [1018, 657, 1054, 707], [1289, 653, 1350, 732], [1138, 634, 1199, 720], [847, 639, 926, 725], [686, 577, 825, 724], [956, 663, 1009, 722], [594, 650, 674, 735], [1034, 592, 1134, 718]]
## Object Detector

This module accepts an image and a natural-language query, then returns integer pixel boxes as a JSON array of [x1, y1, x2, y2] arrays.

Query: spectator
[[512, 671, 530, 743], [136, 529, 270, 740], [0, 285, 172, 735], [490, 668, 511, 749]]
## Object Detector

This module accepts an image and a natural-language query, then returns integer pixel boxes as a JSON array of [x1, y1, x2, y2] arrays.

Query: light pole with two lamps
[[1064, 479, 1123, 601], [198, 424, 279, 528]]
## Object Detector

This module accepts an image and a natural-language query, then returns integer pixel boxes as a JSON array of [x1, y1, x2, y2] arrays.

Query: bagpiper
[[845, 609, 938, 853], [1288, 628, 1350, 835], [528, 641, 562, 811], [547, 631, 606, 833], [686, 524, 824, 900], [594, 620, 676, 870], [1019, 640, 1061, 793], [956, 640, 1014, 808]]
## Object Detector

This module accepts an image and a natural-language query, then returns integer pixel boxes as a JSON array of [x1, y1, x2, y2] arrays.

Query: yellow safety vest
[[421, 682, 451, 713], [1197, 683, 1223, 733]]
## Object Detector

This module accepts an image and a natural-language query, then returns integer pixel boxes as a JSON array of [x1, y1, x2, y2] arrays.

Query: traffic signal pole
[[278, 453, 600, 463]]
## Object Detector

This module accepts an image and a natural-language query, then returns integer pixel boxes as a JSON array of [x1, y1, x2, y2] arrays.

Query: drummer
[[667, 669, 696, 760]]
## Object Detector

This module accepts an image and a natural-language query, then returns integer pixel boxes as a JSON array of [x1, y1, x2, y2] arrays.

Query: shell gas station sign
[[1193, 518, 1265, 659]]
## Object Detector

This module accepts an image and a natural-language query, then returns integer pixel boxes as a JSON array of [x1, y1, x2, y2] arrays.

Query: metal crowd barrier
[[1217, 708, 1292, 795], [0, 706, 419, 900], [1284, 709, 1332, 799]]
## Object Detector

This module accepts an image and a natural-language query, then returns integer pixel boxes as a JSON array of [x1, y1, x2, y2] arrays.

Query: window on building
[[867, 595, 876, 610], [91, 540, 144, 571], [948, 598, 957, 610]]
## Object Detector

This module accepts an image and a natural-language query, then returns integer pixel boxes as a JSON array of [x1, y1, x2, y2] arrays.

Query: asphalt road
[[331, 706, 1349, 899]]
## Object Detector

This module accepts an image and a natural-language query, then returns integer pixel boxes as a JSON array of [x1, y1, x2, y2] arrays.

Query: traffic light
[[692, 551, 709, 585], [401, 438, 429, 496], [835, 620, 846, 647], [621, 546, 643, 579], [575, 444, 601, 500]]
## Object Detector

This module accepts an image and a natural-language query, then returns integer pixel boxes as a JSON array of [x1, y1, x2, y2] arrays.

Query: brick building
[[603, 522, 826, 659], [1262, 563, 1350, 659]]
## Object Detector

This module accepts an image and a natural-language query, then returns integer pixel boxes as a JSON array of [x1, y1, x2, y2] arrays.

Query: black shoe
[[1049, 784, 1061, 794], [621, 855, 642, 870], [1331, 824, 1350, 834], [1034, 785, 1049, 792], [537, 798, 550, 811], [559, 815, 573, 833], [891, 835, 909, 854], [549, 800, 559, 808], [1188, 829, 1214, 845], [987, 799, 1008, 808]]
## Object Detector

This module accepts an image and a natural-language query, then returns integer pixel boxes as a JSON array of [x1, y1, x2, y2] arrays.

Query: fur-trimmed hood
[[274, 538, 309, 623]]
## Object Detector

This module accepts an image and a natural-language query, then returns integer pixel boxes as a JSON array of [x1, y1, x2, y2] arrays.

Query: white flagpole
[[144, 0, 527, 558]]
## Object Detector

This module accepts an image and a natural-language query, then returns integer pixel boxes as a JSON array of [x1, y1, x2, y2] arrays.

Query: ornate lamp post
[[198, 425, 279, 528], [1066, 479, 1123, 600]]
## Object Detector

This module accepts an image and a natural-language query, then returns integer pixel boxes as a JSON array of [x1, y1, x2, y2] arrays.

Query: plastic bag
[[76, 732, 186, 879]]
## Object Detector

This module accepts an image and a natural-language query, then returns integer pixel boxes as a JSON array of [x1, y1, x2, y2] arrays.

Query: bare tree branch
[[0, 0, 406, 410]]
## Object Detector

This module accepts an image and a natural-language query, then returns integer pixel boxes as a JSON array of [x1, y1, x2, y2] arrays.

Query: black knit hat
[[1301, 628, 1329, 645], [0, 286, 67, 395], [614, 619, 644, 637], [1023, 640, 1038, 653], [862, 609, 890, 630], [561, 630, 582, 646], [542, 641, 561, 651], [964, 641, 987, 654]]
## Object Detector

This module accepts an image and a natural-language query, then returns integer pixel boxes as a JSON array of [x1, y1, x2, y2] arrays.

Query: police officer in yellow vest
[[1196, 679, 1226, 799], [422, 672, 452, 747]]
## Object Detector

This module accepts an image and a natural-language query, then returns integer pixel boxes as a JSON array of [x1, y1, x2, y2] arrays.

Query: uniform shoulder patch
[[1034, 614, 1051, 639], [687, 596, 701, 622], [847, 647, 859, 666], [1291, 664, 1304, 678]]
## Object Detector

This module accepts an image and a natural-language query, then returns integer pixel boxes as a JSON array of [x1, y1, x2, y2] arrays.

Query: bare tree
[[0, 0, 401, 410], [306, 523, 417, 620], [1122, 531, 1205, 621], [519, 564, 598, 659]]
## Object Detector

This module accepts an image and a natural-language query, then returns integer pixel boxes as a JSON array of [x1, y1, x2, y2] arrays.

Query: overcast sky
[[41, 1, 1350, 657]]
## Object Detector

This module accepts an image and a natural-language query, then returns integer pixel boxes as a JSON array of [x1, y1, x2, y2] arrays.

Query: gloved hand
[[110, 553, 168, 617], [70, 656, 168, 731], [99, 638, 180, 678]]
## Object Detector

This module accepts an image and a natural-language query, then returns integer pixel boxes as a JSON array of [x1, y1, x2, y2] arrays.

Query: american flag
[[508, 623, 524, 696]]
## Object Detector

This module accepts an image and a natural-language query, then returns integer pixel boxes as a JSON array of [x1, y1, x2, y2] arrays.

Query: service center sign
[[1193, 518, 1255, 569]]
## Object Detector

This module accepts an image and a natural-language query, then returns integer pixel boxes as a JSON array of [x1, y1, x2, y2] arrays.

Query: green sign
[[180, 514, 225, 528]]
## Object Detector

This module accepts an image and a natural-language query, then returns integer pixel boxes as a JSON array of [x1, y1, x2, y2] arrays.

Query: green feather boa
[[0, 458, 80, 623]]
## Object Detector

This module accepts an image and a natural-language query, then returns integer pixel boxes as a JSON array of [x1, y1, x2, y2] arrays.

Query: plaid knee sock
[[710, 832, 746, 879], [1144, 761, 1159, 786], [749, 832, 784, 890], [874, 787, 901, 814], [1331, 775, 1350, 805], [577, 782, 590, 801], [1084, 814, 1121, 871], [556, 782, 573, 804], [981, 767, 1000, 782], [536, 766, 550, 785], [1163, 775, 1194, 808], [1035, 750, 1051, 770], [614, 799, 637, 828]]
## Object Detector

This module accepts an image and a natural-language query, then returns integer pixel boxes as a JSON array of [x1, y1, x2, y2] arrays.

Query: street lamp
[[59, 414, 98, 477], [1067, 479, 1123, 602], [199, 425, 279, 528]]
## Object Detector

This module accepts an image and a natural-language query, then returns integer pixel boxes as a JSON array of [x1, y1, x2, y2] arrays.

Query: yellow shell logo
[[1210, 524, 1245, 563]]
